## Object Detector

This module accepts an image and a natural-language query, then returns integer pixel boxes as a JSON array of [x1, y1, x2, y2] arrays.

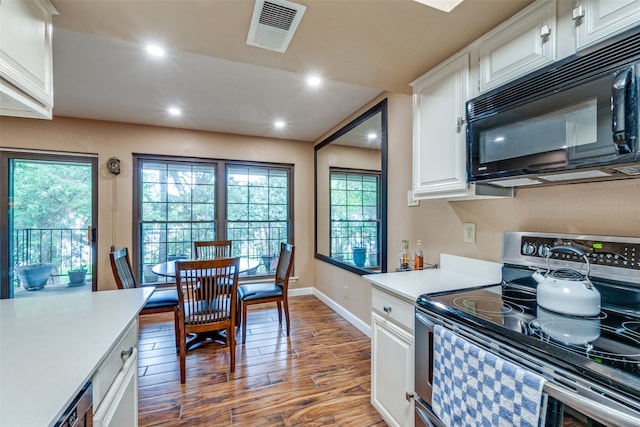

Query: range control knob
[[522, 243, 536, 256], [538, 245, 551, 257]]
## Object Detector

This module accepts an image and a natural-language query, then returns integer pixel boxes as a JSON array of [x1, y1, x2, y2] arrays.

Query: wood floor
[[137, 295, 387, 426]]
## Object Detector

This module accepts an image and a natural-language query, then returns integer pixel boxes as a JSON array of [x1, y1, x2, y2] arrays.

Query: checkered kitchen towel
[[432, 325, 547, 427]]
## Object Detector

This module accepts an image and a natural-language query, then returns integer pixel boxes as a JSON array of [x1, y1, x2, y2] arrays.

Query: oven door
[[466, 65, 638, 182], [416, 306, 640, 427]]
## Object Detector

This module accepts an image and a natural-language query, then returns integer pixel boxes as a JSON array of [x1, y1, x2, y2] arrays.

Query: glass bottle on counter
[[414, 240, 424, 270], [399, 240, 410, 270]]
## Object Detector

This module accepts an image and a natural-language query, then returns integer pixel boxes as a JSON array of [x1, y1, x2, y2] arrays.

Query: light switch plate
[[463, 222, 476, 243]]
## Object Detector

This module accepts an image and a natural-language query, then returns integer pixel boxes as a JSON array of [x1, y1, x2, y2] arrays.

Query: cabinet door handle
[[383, 306, 392, 313], [539, 24, 551, 38], [121, 346, 134, 359], [572, 5, 585, 20], [406, 392, 415, 402]]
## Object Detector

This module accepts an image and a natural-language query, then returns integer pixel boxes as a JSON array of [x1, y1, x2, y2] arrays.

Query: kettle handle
[[547, 245, 590, 277]]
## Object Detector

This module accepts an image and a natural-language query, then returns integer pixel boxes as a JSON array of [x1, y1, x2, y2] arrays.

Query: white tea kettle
[[532, 245, 601, 316]]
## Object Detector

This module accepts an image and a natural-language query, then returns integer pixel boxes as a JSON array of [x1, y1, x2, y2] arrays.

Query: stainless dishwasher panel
[[54, 381, 93, 427]]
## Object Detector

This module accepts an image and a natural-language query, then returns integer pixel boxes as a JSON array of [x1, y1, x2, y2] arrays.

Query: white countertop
[[363, 254, 503, 303], [0, 288, 153, 427]]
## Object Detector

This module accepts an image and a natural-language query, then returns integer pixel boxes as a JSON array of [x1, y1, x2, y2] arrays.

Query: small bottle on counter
[[414, 240, 424, 270], [400, 240, 410, 270]]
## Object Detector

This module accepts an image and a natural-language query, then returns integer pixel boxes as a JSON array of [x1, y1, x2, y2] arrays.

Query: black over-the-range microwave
[[466, 26, 640, 188]]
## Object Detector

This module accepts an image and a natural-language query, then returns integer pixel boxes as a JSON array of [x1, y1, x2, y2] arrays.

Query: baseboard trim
[[311, 288, 371, 338]]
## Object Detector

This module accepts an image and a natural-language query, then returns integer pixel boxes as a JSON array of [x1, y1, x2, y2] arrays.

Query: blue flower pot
[[15, 263, 54, 291], [353, 247, 366, 268]]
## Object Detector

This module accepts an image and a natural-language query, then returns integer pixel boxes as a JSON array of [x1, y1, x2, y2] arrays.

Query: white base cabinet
[[371, 288, 414, 427], [93, 318, 139, 427]]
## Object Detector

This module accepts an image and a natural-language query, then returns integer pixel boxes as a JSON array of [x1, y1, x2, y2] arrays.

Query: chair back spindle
[[193, 240, 232, 260]]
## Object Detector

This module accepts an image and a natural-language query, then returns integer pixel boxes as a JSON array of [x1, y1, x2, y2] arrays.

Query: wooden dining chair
[[237, 243, 294, 344], [109, 248, 180, 347], [175, 257, 240, 383], [193, 240, 232, 260]]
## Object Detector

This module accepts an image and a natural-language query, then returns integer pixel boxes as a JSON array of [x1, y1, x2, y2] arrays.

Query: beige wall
[[3, 91, 639, 325], [0, 116, 315, 291], [313, 92, 640, 328]]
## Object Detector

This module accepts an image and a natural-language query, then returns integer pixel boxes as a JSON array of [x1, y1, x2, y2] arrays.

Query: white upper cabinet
[[572, 0, 640, 50], [478, 0, 557, 93], [0, 0, 58, 119], [411, 51, 469, 198], [410, 52, 512, 200]]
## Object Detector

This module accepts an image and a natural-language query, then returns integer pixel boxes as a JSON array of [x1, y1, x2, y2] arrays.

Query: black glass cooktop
[[417, 269, 640, 398]]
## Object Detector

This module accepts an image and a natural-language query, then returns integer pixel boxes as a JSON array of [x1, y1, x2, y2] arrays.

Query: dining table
[[151, 257, 260, 351], [151, 257, 260, 277]]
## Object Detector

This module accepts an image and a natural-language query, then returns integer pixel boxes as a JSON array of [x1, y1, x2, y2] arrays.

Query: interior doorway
[[0, 151, 98, 299]]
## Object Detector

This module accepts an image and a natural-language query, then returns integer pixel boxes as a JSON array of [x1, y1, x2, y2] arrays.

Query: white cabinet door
[[371, 312, 414, 427], [573, 0, 640, 49], [93, 349, 138, 427], [411, 51, 469, 198], [0, 0, 57, 119], [478, 0, 557, 93]]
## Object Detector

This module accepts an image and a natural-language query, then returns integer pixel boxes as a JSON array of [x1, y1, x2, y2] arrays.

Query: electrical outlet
[[343, 285, 349, 299], [463, 222, 476, 243]]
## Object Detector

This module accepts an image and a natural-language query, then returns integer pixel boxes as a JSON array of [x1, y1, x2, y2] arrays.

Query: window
[[135, 156, 292, 283], [227, 166, 290, 274], [329, 168, 380, 269]]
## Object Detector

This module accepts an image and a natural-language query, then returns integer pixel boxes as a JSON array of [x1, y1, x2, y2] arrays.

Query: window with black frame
[[329, 168, 380, 270], [226, 165, 291, 275], [135, 156, 292, 283]]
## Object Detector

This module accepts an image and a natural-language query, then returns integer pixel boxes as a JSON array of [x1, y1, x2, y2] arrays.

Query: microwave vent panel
[[468, 30, 640, 120], [247, 0, 307, 53]]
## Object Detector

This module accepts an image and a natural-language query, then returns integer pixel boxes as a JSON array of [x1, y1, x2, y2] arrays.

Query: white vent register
[[247, 0, 307, 53]]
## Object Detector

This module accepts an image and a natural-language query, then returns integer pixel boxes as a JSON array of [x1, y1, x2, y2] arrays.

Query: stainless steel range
[[414, 232, 640, 427]]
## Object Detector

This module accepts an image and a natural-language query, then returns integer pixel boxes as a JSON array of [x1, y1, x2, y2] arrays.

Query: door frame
[[0, 149, 99, 298]]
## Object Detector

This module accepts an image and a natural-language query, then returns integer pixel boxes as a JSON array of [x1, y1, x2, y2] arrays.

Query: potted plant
[[351, 235, 367, 268], [15, 263, 54, 291], [68, 265, 88, 287]]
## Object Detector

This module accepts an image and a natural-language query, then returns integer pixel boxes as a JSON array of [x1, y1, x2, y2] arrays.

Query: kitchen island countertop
[[363, 253, 503, 303], [0, 287, 153, 427]]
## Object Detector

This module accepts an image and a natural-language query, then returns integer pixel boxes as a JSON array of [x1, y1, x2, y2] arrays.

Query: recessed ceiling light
[[168, 107, 181, 116], [274, 120, 285, 129], [367, 132, 377, 140], [146, 45, 165, 57], [307, 75, 322, 87]]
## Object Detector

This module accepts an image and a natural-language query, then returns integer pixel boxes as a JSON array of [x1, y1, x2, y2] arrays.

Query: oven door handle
[[545, 382, 639, 426], [415, 311, 435, 329], [416, 405, 436, 427]]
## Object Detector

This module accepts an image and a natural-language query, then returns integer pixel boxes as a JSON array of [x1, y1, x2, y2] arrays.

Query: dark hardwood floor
[[137, 295, 387, 426]]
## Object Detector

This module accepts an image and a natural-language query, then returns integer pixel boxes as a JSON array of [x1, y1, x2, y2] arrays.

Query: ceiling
[[50, 0, 533, 142]]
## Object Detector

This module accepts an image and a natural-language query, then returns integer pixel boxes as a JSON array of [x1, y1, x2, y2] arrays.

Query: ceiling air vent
[[246, 0, 307, 53]]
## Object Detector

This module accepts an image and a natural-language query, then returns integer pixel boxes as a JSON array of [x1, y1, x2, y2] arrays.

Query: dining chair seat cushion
[[145, 289, 179, 309], [238, 283, 283, 301]]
